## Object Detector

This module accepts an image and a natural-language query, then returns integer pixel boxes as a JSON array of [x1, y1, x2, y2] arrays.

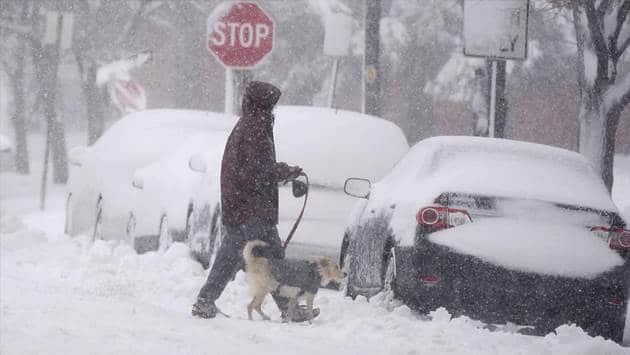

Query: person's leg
[[259, 224, 284, 259], [193, 225, 245, 318]]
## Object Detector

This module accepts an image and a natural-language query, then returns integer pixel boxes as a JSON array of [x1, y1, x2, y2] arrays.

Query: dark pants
[[196, 223, 287, 310]]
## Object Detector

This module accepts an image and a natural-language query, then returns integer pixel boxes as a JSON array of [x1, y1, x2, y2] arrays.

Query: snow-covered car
[[341, 136, 630, 343], [182, 105, 409, 266], [127, 130, 230, 260], [64, 109, 235, 242]]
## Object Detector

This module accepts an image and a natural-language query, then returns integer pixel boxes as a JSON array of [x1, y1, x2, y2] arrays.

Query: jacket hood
[[242, 81, 282, 119]]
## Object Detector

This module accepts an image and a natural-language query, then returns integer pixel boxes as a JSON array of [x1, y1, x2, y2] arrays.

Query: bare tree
[[0, 1, 31, 174], [571, 0, 630, 191]]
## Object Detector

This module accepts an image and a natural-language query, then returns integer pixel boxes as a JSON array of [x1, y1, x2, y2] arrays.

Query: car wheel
[[92, 197, 103, 241], [346, 231, 394, 300], [157, 214, 171, 252], [126, 212, 136, 246], [64, 193, 73, 235]]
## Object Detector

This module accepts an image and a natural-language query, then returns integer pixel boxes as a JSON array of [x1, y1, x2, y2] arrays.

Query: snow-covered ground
[[1, 134, 629, 354]]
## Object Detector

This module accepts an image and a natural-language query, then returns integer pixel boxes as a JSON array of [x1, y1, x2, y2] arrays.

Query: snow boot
[[191, 299, 217, 319], [281, 306, 320, 323]]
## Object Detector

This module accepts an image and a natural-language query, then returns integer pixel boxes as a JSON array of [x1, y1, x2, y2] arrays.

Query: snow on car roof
[[274, 105, 409, 188], [91, 109, 236, 165], [377, 136, 616, 212]]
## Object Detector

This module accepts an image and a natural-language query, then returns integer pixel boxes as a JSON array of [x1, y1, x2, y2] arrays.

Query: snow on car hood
[[428, 218, 624, 278]]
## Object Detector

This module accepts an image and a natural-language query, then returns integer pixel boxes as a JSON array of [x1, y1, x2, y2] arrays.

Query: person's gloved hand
[[286, 165, 302, 181], [276, 162, 302, 182]]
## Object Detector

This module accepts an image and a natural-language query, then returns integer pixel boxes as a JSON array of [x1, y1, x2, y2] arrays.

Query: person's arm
[[274, 162, 302, 183]]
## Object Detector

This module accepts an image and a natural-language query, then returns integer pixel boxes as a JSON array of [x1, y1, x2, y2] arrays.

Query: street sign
[[108, 79, 146, 114], [207, 2, 274, 68], [463, 0, 529, 60]]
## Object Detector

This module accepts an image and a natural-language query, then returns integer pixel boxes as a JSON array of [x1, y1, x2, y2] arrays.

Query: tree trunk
[[364, 0, 381, 117], [577, 94, 618, 191], [11, 24, 29, 174], [41, 15, 68, 184], [602, 103, 623, 191], [85, 62, 106, 145]]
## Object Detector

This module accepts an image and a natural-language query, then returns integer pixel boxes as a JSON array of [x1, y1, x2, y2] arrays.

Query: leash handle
[[283, 172, 308, 249]]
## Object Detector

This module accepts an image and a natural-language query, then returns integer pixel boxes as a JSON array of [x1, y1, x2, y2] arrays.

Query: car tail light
[[590, 226, 630, 251], [608, 297, 624, 306], [419, 274, 439, 287], [417, 206, 472, 230]]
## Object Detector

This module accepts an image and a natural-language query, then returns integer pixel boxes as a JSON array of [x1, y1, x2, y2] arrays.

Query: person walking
[[191, 81, 316, 322]]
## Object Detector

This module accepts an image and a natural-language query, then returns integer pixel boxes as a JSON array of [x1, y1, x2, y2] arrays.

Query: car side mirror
[[69, 146, 88, 167], [292, 179, 308, 198], [344, 178, 371, 199], [189, 154, 207, 173]]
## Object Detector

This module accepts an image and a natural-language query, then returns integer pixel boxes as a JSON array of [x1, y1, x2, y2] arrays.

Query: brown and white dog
[[242, 240, 344, 322]]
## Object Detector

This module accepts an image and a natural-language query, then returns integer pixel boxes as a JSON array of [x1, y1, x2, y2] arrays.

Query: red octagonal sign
[[207, 2, 274, 68]]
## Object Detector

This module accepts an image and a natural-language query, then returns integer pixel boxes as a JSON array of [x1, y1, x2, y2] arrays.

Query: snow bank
[[0, 219, 627, 354], [1, 160, 629, 352]]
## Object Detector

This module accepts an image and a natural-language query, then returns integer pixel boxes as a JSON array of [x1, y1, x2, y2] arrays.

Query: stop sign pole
[[207, 2, 274, 115]]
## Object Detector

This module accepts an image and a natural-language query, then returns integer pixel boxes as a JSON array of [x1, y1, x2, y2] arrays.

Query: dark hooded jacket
[[220, 81, 285, 226]]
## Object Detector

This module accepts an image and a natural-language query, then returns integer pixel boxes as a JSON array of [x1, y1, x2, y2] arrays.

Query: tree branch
[[584, 1, 610, 80], [597, 0, 612, 16], [618, 35, 630, 57], [573, 3, 587, 92], [117, 0, 153, 48], [610, 0, 630, 60], [605, 72, 630, 109], [620, 86, 630, 108]]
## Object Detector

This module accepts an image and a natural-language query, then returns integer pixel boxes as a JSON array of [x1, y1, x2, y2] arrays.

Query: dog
[[242, 240, 344, 322]]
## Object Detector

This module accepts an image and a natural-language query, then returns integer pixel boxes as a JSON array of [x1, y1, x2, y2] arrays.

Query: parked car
[[64, 109, 235, 242], [126, 131, 230, 259], [341, 136, 630, 343], [176, 105, 410, 267]]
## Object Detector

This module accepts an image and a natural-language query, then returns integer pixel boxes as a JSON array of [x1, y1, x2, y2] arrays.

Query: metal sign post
[[463, 0, 529, 138], [323, 11, 352, 108], [488, 60, 497, 138]]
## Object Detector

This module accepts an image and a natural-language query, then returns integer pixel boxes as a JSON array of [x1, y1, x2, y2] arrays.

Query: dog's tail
[[243, 240, 269, 265]]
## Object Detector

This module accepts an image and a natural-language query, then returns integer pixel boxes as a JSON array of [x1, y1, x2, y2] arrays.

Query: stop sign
[[207, 2, 274, 68]]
